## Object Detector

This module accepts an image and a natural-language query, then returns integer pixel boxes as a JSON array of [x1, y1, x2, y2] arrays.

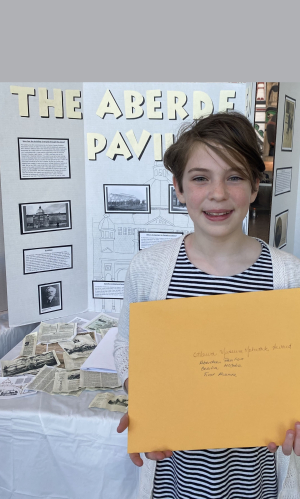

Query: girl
[[114, 112, 300, 499]]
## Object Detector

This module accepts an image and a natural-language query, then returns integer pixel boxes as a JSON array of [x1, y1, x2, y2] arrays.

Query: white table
[[0, 312, 139, 499]]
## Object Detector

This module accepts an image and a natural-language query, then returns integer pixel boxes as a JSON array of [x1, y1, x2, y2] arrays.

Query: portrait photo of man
[[39, 282, 62, 314]]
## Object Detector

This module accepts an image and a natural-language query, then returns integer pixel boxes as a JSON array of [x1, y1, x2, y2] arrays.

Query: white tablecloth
[[0, 312, 139, 499]]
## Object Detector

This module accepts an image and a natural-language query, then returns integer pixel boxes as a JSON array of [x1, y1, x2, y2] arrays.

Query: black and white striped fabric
[[153, 240, 277, 499]]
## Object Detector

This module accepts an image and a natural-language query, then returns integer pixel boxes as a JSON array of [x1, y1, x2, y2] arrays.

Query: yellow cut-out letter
[[10, 86, 35, 117], [39, 88, 63, 118], [66, 90, 82, 119], [193, 91, 214, 119], [219, 90, 236, 112], [167, 91, 188, 120], [96, 89, 122, 119], [87, 133, 107, 160], [106, 131, 132, 160]]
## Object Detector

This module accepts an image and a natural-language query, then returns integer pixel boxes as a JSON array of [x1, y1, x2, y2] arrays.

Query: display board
[[270, 83, 300, 256], [0, 82, 250, 325], [0, 83, 87, 326]]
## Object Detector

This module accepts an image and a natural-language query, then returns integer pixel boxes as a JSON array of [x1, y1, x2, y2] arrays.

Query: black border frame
[[18, 137, 71, 180], [92, 280, 124, 299], [281, 95, 296, 152], [38, 280, 62, 315], [138, 230, 184, 250], [274, 209, 289, 249], [103, 184, 151, 214], [23, 245, 73, 275], [19, 200, 72, 235], [168, 184, 188, 214], [274, 167, 292, 196]]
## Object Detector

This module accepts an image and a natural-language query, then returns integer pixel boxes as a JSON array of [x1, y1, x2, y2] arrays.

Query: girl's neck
[[184, 231, 262, 276], [187, 230, 250, 260]]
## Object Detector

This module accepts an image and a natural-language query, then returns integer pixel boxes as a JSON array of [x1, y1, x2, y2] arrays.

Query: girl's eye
[[229, 176, 243, 181], [193, 176, 207, 182]]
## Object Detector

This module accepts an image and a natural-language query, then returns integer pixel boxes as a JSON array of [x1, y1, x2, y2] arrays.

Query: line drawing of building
[[92, 163, 194, 312]]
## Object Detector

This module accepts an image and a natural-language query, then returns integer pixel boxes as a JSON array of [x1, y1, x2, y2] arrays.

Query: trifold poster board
[[0, 83, 253, 326], [128, 287, 300, 453]]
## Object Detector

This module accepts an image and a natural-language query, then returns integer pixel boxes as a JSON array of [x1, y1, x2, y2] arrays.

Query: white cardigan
[[114, 235, 300, 499]]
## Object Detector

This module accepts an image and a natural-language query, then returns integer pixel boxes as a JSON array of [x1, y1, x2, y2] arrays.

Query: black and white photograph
[[108, 397, 128, 408], [274, 210, 289, 249], [38, 281, 62, 314], [63, 338, 96, 357], [138, 231, 183, 250], [18, 138, 71, 179], [85, 313, 119, 334], [168, 184, 188, 214], [282, 96, 296, 151], [23, 245, 73, 274], [104, 184, 150, 213], [275, 167, 292, 196], [1, 351, 60, 377], [20, 201, 72, 234]]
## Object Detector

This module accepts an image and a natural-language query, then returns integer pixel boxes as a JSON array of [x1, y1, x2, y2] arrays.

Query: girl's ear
[[173, 176, 186, 204], [250, 178, 261, 204]]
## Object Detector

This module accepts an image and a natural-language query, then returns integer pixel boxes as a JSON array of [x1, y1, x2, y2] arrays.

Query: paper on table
[[128, 287, 300, 453], [81, 327, 118, 373]]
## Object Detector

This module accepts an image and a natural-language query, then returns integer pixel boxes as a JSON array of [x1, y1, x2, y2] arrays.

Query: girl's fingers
[[129, 453, 144, 467], [282, 430, 295, 456], [293, 422, 300, 456], [145, 450, 173, 460], [267, 442, 278, 453], [117, 413, 129, 433]]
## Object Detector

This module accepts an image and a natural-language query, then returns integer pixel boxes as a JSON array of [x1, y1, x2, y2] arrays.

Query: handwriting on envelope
[[128, 288, 300, 453], [195, 343, 292, 378]]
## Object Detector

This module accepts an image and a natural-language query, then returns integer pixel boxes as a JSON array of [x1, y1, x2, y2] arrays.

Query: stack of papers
[[81, 327, 118, 373]]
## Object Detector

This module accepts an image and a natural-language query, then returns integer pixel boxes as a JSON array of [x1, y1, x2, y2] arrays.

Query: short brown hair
[[163, 112, 265, 193]]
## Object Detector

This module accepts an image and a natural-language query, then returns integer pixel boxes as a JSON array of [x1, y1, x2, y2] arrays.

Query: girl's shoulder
[[260, 239, 300, 287], [129, 234, 185, 271]]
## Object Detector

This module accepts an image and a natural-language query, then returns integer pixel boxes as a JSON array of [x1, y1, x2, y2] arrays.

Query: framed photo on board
[[104, 185, 151, 214], [168, 185, 188, 214], [19, 201, 72, 234], [274, 210, 288, 249], [38, 281, 62, 314], [281, 96, 296, 151]]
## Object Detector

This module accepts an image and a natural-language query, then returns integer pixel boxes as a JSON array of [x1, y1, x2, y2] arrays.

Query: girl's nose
[[208, 181, 228, 200]]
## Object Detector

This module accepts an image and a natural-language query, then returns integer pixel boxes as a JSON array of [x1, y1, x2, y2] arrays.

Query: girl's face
[[173, 143, 259, 241]]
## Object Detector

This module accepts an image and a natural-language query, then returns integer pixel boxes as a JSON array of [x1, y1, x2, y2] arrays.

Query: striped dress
[[153, 239, 277, 499]]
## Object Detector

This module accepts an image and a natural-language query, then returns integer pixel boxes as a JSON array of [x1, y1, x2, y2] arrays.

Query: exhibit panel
[[83, 82, 249, 313], [269, 83, 300, 255], [0, 83, 88, 326]]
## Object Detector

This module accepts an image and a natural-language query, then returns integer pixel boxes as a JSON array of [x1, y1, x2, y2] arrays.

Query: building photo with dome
[[19, 201, 71, 234]]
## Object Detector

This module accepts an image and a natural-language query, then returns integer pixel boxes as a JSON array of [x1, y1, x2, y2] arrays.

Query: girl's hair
[[163, 111, 265, 193]]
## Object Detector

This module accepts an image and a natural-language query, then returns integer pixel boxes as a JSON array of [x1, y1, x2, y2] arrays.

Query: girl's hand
[[268, 422, 300, 455], [117, 412, 173, 467]]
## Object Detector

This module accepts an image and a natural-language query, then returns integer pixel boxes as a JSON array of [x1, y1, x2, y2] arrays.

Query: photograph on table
[[38, 281, 62, 314], [19, 201, 72, 234], [281, 95, 296, 151], [18, 138, 71, 180], [274, 210, 289, 249], [168, 184, 188, 214], [104, 184, 150, 214]]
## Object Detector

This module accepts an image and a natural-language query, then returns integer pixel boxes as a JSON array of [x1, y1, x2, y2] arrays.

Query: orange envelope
[[128, 287, 300, 453]]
